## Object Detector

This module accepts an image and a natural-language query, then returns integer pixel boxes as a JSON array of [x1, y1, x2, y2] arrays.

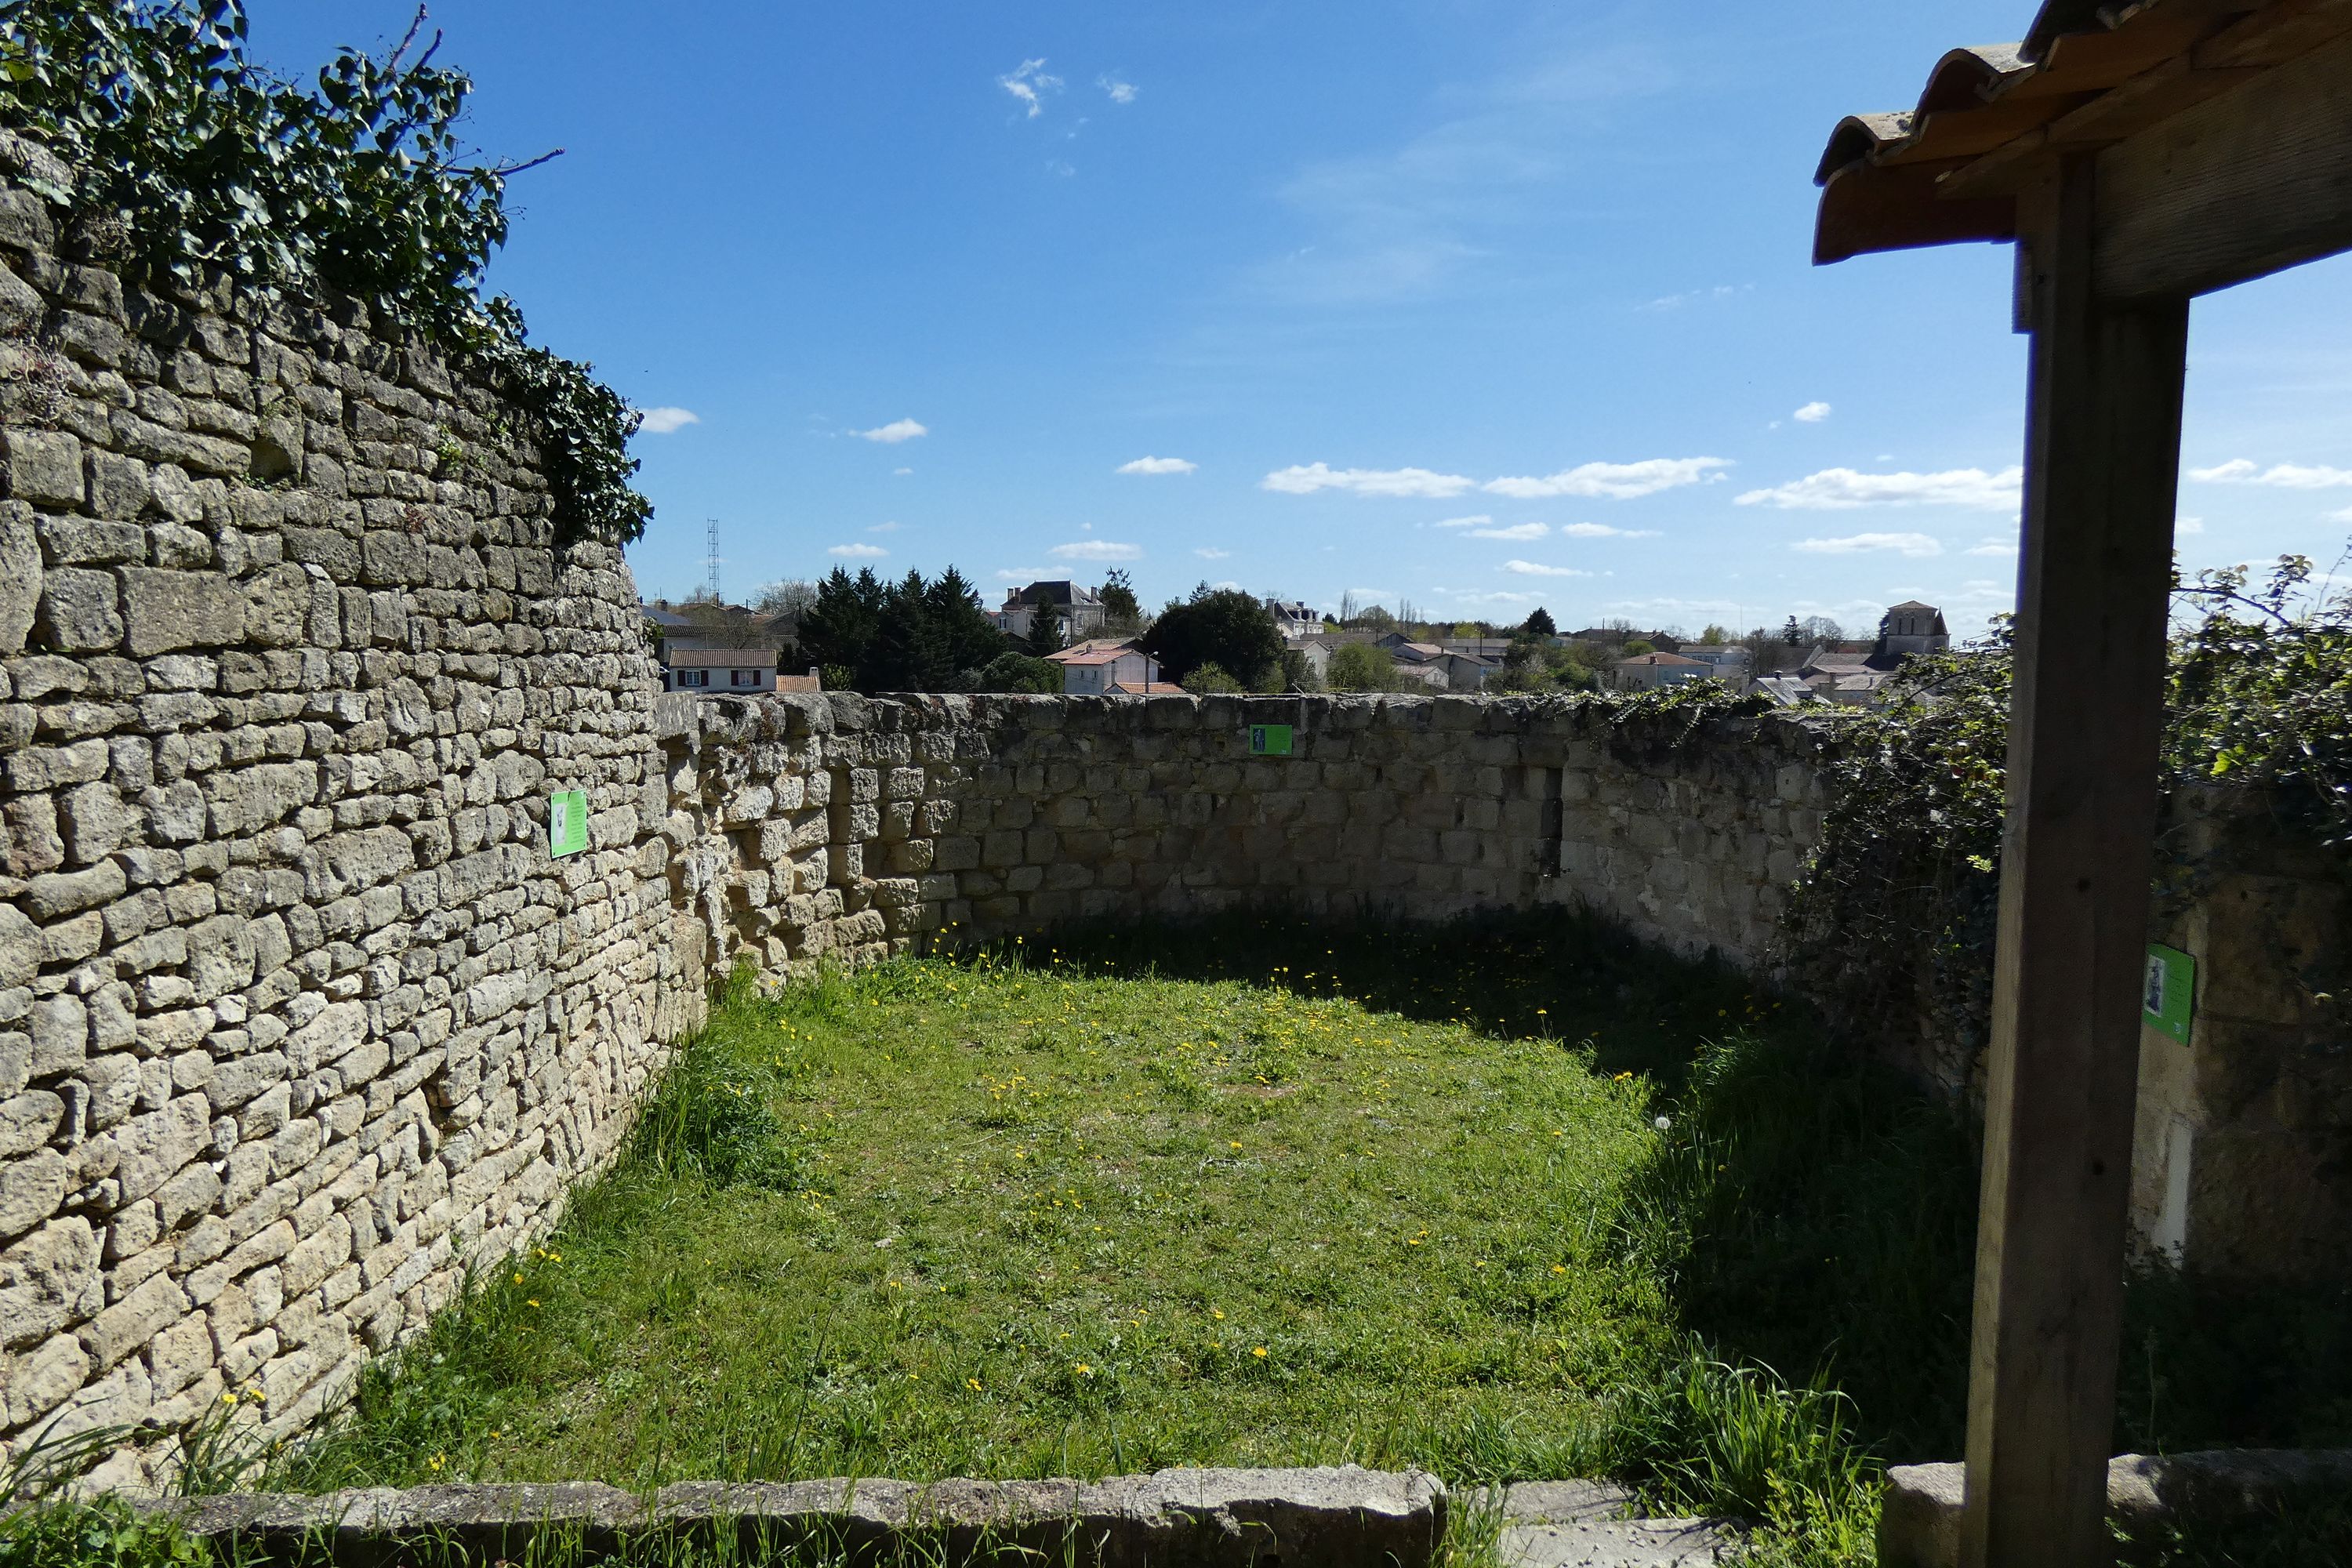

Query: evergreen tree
[[1524, 606, 1556, 637]]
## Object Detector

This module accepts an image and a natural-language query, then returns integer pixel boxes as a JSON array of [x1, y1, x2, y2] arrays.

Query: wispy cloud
[[1791, 532, 1945, 557], [855, 418, 928, 444], [892, 466, 913, 477], [1050, 540, 1142, 561], [1117, 456, 1196, 476], [637, 406, 699, 434], [1737, 466, 2022, 511], [1501, 560, 1591, 577], [1793, 401, 1831, 424], [1640, 283, 1749, 312], [1257, 38, 1678, 306], [1195, 546, 1232, 560], [1431, 515, 1492, 529], [2330, 505, 2352, 523], [867, 521, 903, 534], [1262, 463, 1476, 499], [995, 567, 1048, 581], [1964, 534, 2017, 557], [999, 59, 1062, 118], [1558, 522, 1660, 539], [1438, 589, 1543, 605], [2188, 459, 2352, 488], [1484, 457, 1729, 499], [2177, 516, 2205, 535], [828, 543, 888, 559], [1467, 521, 1548, 540], [1098, 74, 1137, 104]]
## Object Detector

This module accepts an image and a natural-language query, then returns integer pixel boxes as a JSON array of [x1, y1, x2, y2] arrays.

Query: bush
[[1142, 586, 1283, 687], [1180, 661, 1243, 695], [1326, 641, 1399, 691], [976, 652, 1061, 694]]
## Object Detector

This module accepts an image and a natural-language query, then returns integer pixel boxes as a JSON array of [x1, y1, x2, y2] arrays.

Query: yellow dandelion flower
[[1251, 1346, 1269, 1359]]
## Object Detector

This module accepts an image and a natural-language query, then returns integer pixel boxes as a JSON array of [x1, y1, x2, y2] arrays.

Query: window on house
[[731, 669, 758, 687], [678, 669, 709, 688]]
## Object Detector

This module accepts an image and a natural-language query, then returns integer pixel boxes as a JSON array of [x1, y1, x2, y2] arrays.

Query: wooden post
[[1962, 154, 2190, 1568]]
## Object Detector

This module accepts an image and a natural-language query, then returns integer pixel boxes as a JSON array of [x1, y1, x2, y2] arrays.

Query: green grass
[[64, 908, 2335, 1568]]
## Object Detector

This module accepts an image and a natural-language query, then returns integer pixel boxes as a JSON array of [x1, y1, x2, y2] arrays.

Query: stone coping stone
[[1880, 1449, 2352, 1568], [1490, 1482, 1741, 1566], [132, 1465, 1446, 1566]]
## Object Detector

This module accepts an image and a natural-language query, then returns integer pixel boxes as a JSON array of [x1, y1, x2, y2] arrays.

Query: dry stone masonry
[[653, 690, 1828, 985], [0, 143, 690, 1479], [2, 136, 2346, 1480]]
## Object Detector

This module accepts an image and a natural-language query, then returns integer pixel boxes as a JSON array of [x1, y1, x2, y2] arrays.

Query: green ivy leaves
[[0, 0, 650, 546]]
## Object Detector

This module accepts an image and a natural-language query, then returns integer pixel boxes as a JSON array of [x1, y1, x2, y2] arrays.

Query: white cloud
[[1262, 463, 1476, 498], [1195, 547, 1232, 560], [1737, 466, 2022, 511], [892, 466, 913, 477], [855, 418, 928, 444], [1050, 540, 1142, 562], [1098, 74, 1137, 104], [1483, 456, 1730, 499], [2329, 505, 2352, 524], [1346, 586, 1398, 601], [1641, 284, 1750, 312], [1117, 456, 1196, 476], [1501, 560, 1591, 578], [828, 543, 888, 559], [636, 406, 699, 434], [1965, 534, 2018, 557], [1431, 515, 1492, 529], [1438, 589, 1543, 605], [1793, 401, 1831, 423], [2177, 516, 2205, 535], [1467, 521, 1548, 540], [999, 59, 1062, 118], [1210, 579, 1243, 592], [1557, 522, 1661, 539], [995, 568, 1048, 581], [2188, 459, 2352, 488], [1791, 532, 1945, 558], [867, 521, 903, 533]]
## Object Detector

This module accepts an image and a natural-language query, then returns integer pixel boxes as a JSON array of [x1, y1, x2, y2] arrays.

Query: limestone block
[[119, 566, 245, 655], [3, 428, 86, 508], [35, 565, 124, 652], [0, 499, 38, 655], [2, 1330, 89, 1426], [0, 1217, 101, 1350]]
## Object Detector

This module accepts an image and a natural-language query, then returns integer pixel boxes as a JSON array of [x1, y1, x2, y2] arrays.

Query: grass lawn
[[249, 913, 2352, 1568]]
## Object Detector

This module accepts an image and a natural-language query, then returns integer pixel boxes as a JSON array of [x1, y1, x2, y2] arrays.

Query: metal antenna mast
[[706, 518, 721, 604]]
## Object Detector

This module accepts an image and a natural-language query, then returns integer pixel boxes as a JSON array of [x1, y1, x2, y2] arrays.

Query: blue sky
[[245, 1, 2352, 637]]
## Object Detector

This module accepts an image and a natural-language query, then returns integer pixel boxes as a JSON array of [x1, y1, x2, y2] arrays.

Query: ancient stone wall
[[0, 143, 688, 1477], [653, 690, 1831, 989]]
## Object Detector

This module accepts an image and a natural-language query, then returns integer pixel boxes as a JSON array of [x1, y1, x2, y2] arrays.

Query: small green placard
[[1249, 724, 1294, 757], [2143, 943, 2194, 1044], [548, 789, 588, 858]]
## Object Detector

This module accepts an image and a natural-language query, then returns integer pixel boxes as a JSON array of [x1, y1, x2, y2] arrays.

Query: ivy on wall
[[1785, 550, 2352, 1082], [0, 0, 651, 546]]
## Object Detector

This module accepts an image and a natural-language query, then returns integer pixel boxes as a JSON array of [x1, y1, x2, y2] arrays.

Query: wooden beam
[[1962, 154, 2188, 1568], [2095, 24, 2352, 297]]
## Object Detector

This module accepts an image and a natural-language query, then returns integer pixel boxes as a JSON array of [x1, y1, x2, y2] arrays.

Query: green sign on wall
[[548, 789, 589, 858], [1248, 724, 1294, 757], [2143, 942, 2194, 1045]]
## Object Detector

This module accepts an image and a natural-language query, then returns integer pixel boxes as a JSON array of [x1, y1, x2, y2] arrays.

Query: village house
[[1613, 650, 1713, 692], [1046, 638, 1162, 695], [1267, 599, 1323, 641], [661, 647, 819, 695], [996, 580, 1108, 642]]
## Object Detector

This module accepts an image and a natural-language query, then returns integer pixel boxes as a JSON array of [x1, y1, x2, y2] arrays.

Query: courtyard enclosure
[[1813, 2, 2352, 1563], [2, 82, 2350, 1524]]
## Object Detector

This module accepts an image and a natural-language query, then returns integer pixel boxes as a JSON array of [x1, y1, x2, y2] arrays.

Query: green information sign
[[2143, 942, 2194, 1044], [1248, 724, 1294, 757], [548, 789, 589, 858]]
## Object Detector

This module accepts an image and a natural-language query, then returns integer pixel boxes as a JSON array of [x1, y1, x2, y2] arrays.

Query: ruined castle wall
[[654, 691, 1833, 988], [0, 146, 690, 1473]]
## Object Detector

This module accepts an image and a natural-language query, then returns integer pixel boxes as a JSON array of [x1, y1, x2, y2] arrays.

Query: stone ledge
[[1879, 1449, 2352, 1568], [132, 1465, 1447, 1566]]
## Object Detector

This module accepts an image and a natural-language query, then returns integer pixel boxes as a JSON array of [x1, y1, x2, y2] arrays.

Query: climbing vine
[[1786, 550, 2352, 1080], [0, 0, 649, 546]]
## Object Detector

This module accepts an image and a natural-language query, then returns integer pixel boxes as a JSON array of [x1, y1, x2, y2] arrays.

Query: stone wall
[[0, 142, 689, 1478], [653, 689, 1830, 989]]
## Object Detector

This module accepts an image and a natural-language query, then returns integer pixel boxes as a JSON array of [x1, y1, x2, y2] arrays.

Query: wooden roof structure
[[1813, 5, 2351, 1566]]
